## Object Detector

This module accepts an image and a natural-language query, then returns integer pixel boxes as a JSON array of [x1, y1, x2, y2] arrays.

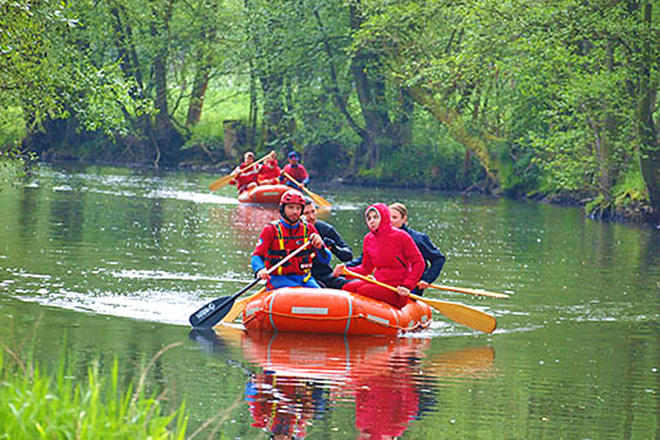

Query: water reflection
[[18, 186, 40, 239], [190, 327, 494, 438], [208, 204, 279, 253], [49, 187, 85, 243]]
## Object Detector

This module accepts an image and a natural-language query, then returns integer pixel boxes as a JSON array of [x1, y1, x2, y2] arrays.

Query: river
[[1, 163, 659, 439]]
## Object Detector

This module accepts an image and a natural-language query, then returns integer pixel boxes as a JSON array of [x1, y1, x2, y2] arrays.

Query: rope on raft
[[244, 308, 425, 332]]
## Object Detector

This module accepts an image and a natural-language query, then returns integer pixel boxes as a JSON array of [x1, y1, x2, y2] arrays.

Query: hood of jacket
[[365, 203, 392, 235]]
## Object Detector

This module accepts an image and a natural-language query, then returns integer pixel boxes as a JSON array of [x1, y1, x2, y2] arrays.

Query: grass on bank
[[0, 343, 188, 440]]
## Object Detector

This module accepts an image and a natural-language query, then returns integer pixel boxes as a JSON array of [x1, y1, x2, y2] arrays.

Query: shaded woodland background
[[1, 0, 659, 223]]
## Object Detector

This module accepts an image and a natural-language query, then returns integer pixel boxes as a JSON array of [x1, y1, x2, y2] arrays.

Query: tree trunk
[[150, 10, 183, 167], [636, 2, 660, 221], [110, 4, 153, 147], [186, 62, 211, 127], [395, 86, 414, 149], [408, 84, 498, 182], [186, 21, 215, 128], [247, 62, 258, 149], [260, 73, 288, 150], [349, 2, 391, 168], [313, 9, 367, 144]]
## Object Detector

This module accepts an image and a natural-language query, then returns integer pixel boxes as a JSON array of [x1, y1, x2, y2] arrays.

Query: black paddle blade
[[189, 296, 236, 329]]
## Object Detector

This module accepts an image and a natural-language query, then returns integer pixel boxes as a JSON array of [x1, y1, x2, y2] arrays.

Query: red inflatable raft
[[238, 184, 290, 205], [241, 287, 432, 336]]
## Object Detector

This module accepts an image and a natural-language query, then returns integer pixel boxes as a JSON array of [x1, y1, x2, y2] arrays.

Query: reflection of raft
[[210, 325, 494, 383], [238, 184, 289, 205], [241, 287, 433, 336], [238, 330, 429, 380]]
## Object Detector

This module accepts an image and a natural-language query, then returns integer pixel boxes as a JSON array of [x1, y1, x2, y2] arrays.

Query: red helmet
[[279, 189, 305, 207]]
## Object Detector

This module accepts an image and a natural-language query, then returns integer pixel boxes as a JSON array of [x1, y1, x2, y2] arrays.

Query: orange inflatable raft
[[241, 287, 433, 336], [238, 184, 290, 205]]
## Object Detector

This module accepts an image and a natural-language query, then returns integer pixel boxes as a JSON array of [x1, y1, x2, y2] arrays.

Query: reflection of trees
[[49, 189, 85, 243], [18, 186, 39, 239], [200, 327, 494, 439]]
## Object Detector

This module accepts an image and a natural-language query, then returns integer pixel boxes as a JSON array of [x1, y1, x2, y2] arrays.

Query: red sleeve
[[253, 224, 276, 258], [299, 164, 309, 181], [400, 232, 425, 289]]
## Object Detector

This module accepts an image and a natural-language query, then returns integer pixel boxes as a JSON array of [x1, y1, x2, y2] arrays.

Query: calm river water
[[1, 163, 659, 439]]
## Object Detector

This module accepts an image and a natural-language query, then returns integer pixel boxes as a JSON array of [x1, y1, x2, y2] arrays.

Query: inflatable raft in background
[[239, 287, 433, 336], [238, 184, 289, 205]]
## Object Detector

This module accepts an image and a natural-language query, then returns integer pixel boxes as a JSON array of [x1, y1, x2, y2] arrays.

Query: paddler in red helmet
[[251, 189, 330, 290]]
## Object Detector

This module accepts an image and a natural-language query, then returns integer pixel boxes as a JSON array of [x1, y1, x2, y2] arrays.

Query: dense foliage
[[1, 0, 658, 222]]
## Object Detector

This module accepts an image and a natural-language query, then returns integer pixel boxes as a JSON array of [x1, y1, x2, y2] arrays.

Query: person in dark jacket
[[281, 151, 310, 189], [302, 197, 353, 288], [388, 202, 445, 295]]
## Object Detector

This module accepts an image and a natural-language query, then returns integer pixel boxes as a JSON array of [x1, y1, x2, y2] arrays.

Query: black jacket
[[312, 220, 353, 288], [400, 223, 445, 284]]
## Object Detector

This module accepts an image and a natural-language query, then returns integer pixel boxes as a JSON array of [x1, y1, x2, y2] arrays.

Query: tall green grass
[[0, 343, 188, 439]]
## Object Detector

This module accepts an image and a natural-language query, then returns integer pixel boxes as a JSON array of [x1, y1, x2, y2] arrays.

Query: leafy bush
[[0, 344, 188, 439]]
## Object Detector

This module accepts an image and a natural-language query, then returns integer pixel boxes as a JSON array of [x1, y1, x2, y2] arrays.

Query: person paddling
[[252, 189, 330, 290], [257, 153, 281, 185], [334, 203, 424, 309], [303, 197, 353, 288], [389, 202, 446, 295], [229, 151, 260, 193], [281, 151, 310, 189]]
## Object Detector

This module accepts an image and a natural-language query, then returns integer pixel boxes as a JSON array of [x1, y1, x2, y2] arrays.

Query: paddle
[[220, 286, 268, 323], [340, 267, 497, 334], [189, 240, 311, 328], [428, 283, 510, 299], [282, 171, 332, 208], [209, 151, 275, 191]]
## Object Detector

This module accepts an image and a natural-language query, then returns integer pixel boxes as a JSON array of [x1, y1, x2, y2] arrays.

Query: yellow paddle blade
[[307, 190, 332, 209], [282, 172, 331, 208], [208, 173, 236, 191], [341, 267, 497, 334], [429, 283, 510, 299], [410, 294, 497, 334], [221, 286, 267, 323]]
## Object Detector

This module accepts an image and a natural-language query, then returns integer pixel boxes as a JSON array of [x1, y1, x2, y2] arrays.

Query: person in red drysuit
[[229, 151, 261, 193], [252, 189, 330, 290], [281, 151, 309, 189], [333, 203, 424, 309], [258, 154, 282, 185]]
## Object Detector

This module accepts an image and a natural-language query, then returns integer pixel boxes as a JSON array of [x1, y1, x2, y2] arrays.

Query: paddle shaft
[[340, 267, 402, 293], [341, 267, 497, 334], [221, 286, 268, 323], [190, 240, 311, 328], [282, 172, 331, 208], [428, 283, 510, 299], [209, 151, 274, 191]]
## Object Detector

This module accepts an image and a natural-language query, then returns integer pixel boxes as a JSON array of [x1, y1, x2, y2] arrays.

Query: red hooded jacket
[[351, 203, 425, 290]]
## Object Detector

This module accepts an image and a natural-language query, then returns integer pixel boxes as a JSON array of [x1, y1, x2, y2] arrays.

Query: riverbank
[[1, 340, 188, 439], [5, 152, 657, 227]]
